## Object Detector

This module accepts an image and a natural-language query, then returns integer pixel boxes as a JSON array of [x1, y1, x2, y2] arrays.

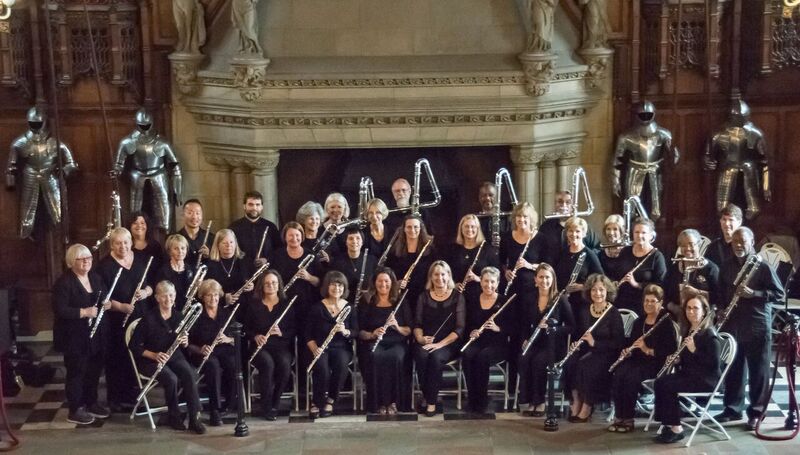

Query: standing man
[[716, 227, 784, 430], [476, 181, 511, 246], [228, 191, 280, 264], [539, 191, 599, 262], [385, 177, 433, 235], [705, 203, 744, 268], [176, 199, 214, 267]]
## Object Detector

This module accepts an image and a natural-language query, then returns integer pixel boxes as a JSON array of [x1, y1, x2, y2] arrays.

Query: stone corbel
[[168, 52, 205, 96], [518, 52, 557, 97], [230, 56, 270, 102], [577, 47, 614, 89]]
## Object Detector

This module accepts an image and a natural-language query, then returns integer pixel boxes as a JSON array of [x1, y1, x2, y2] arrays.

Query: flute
[[353, 249, 369, 304], [615, 248, 659, 287], [608, 313, 671, 372], [401, 239, 432, 285], [283, 255, 314, 294], [89, 268, 122, 339], [554, 304, 613, 370], [371, 289, 409, 352], [121, 256, 153, 327], [307, 306, 352, 374], [196, 301, 244, 374], [457, 240, 485, 293], [377, 228, 401, 267], [656, 311, 715, 378], [248, 296, 298, 364], [230, 262, 270, 302], [504, 233, 534, 295], [196, 220, 213, 268], [182, 264, 207, 314], [460, 294, 517, 352], [716, 255, 762, 331], [256, 225, 269, 260]]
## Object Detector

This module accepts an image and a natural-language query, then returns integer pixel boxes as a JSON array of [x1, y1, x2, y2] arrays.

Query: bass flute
[[229, 262, 270, 303], [460, 294, 517, 352], [716, 254, 762, 331], [121, 256, 154, 327], [283, 255, 314, 294], [248, 295, 299, 364], [608, 313, 671, 372], [89, 268, 122, 339], [307, 306, 352, 374], [182, 264, 207, 314], [554, 304, 614, 370]]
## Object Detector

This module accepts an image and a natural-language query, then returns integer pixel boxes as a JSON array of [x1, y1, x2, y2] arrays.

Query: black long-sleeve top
[[97, 251, 153, 322], [242, 297, 298, 350], [674, 328, 721, 388], [154, 263, 197, 313], [573, 304, 625, 357], [331, 251, 378, 304], [188, 305, 234, 348], [447, 243, 501, 297], [304, 302, 358, 349], [464, 293, 512, 346], [228, 216, 281, 262], [205, 256, 254, 296], [51, 270, 107, 355], [363, 226, 393, 261], [133, 239, 164, 280], [538, 218, 601, 263], [130, 306, 183, 359], [626, 311, 678, 368], [499, 231, 548, 294], [718, 255, 785, 339], [705, 237, 734, 270], [358, 297, 413, 345], [599, 249, 628, 282], [385, 246, 436, 304], [614, 247, 667, 315], [268, 248, 322, 313], [663, 260, 721, 310], [478, 215, 511, 246], [555, 247, 604, 305], [519, 291, 575, 351], [176, 226, 214, 267], [415, 291, 466, 342]]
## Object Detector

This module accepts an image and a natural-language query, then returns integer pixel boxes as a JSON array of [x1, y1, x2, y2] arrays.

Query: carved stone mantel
[[204, 146, 280, 223], [169, 52, 205, 96]]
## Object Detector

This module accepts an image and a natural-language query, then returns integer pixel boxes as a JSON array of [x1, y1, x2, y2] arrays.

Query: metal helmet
[[26, 106, 46, 132], [636, 101, 656, 124], [135, 108, 153, 133], [728, 99, 751, 127]]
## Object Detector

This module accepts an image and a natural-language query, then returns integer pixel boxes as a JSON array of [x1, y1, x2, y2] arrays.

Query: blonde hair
[[109, 227, 132, 245], [564, 216, 588, 233], [210, 229, 244, 261], [198, 279, 224, 302], [165, 234, 188, 253], [425, 260, 455, 291], [65, 244, 91, 268], [455, 214, 486, 246], [510, 202, 539, 229], [324, 192, 351, 221]]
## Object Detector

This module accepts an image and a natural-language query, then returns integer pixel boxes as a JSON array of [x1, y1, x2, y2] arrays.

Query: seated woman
[[130, 281, 205, 434], [449, 214, 500, 299], [357, 267, 412, 415], [517, 263, 574, 417], [598, 214, 628, 283], [609, 285, 677, 432], [615, 218, 667, 316], [461, 266, 511, 413], [155, 234, 197, 313], [562, 274, 625, 422], [663, 229, 720, 317], [244, 270, 297, 420], [306, 271, 358, 418], [385, 215, 436, 313], [187, 279, 236, 426], [653, 294, 721, 444], [413, 260, 465, 417], [205, 229, 254, 306]]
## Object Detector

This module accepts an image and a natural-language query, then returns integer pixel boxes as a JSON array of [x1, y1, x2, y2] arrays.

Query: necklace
[[221, 257, 236, 278], [590, 302, 608, 318], [432, 289, 448, 299]]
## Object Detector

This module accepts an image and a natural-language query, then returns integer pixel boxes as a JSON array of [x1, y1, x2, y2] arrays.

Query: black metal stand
[[543, 323, 559, 432], [231, 321, 249, 437]]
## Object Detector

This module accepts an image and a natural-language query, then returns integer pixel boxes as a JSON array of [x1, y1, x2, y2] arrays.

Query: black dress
[[599, 249, 627, 283], [305, 302, 358, 409], [188, 306, 237, 413], [268, 248, 323, 323], [385, 245, 436, 314], [205, 256, 254, 299], [614, 247, 667, 316], [331, 251, 378, 304], [554, 247, 604, 307], [447, 243, 501, 300], [538, 218, 601, 262]]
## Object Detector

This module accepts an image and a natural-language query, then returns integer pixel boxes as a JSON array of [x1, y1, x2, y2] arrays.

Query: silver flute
[[89, 268, 122, 339]]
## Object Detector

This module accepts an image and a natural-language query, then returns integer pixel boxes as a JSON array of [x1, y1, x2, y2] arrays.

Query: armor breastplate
[[624, 134, 665, 164], [123, 133, 167, 174], [717, 127, 750, 165], [20, 136, 59, 174]]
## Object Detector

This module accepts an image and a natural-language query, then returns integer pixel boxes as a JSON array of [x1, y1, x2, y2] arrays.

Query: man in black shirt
[[538, 191, 599, 261], [706, 203, 744, 268], [228, 191, 280, 264], [176, 199, 214, 267], [476, 181, 511, 246]]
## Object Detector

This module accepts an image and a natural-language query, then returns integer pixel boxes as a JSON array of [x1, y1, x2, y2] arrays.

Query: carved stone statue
[[173, 0, 207, 54], [112, 108, 182, 231], [6, 107, 78, 239], [580, 0, 609, 50], [612, 102, 679, 219], [527, 0, 558, 53], [232, 0, 263, 55], [704, 99, 770, 220]]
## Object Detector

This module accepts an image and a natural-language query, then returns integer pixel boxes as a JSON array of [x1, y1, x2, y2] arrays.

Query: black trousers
[[64, 350, 105, 413], [107, 314, 137, 404], [141, 351, 201, 418], [413, 344, 456, 405], [360, 341, 408, 412], [654, 373, 713, 426], [252, 345, 293, 411], [723, 334, 770, 418], [462, 340, 507, 412], [517, 343, 551, 407], [196, 346, 237, 412], [310, 345, 352, 409], [611, 360, 657, 420]]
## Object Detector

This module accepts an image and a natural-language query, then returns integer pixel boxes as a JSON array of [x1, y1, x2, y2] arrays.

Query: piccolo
[[615, 248, 658, 287], [371, 289, 409, 352], [377, 228, 401, 267], [248, 296, 298, 364], [283, 255, 314, 294], [307, 306, 352, 374], [504, 233, 534, 295], [608, 313, 671, 372], [89, 268, 122, 339], [196, 301, 244, 374], [554, 304, 614, 370], [121, 256, 153, 327], [457, 241, 485, 293], [182, 264, 207, 314], [230, 262, 270, 302], [196, 220, 213, 268], [353, 249, 369, 304], [402, 239, 432, 284], [460, 294, 517, 352], [716, 254, 762, 331], [256, 225, 269, 261], [656, 311, 715, 378]]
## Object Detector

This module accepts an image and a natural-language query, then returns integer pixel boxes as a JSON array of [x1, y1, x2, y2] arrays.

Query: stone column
[[510, 145, 541, 211], [231, 166, 250, 219], [250, 149, 281, 225], [556, 153, 581, 192], [539, 160, 557, 216]]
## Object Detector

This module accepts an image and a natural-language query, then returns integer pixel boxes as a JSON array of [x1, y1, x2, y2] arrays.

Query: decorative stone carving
[[230, 56, 270, 101], [527, 0, 558, 53], [580, 0, 610, 50], [173, 0, 206, 54], [232, 0, 263, 55], [518, 52, 557, 96], [168, 52, 204, 96], [578, 47, 614, 89]]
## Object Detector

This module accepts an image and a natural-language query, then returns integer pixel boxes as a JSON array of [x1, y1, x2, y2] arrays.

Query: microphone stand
[[543, 319, 560, 432]]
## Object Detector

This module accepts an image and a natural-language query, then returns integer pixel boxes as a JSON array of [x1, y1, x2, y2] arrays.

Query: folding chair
[[643, 332, 738, 447], [306, 343, 359, 412], [126, 319, 167, 430], [461, 359, 510, 411], [412, 359, 462, 410], [619, 309, 638, 338], [246, 343, 300, 413]]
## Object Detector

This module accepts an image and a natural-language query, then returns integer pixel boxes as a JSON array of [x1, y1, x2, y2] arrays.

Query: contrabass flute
[[457, 241, 485, 293], [554, 304, 614, 370], [371, 289, 409, 353], [521, 252, 586, 356], [656, 311, 715, 378], [460, 294, 517, 352], [608, 313, 671, 372], [196, 220, 213, 268], [307, 306, 352, 374], [504, 233, 534, 295], [89, 268, 122, 339], [121, 256, 153, 327], [248, 295, 299, 364]]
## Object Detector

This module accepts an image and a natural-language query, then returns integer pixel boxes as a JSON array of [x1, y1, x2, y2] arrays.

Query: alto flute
[[460, 294, 517, 352], [377, 228, 401, 267], [503, 233, 534, 295], [656, 311, 714, 378], [353, 249, 369, 304], [521, 252, 586, 356], [89, 268, 122, 339], [283, 255, 314, 294], [196, 220, 213, 268], [716, 255, 762, 331], [230, 262, 270, 302], [307, 306, 352, 374], [182, 264, 208, 314], [402, 239, 432, 285], [608, 313, 671, 372], [457, 241, 485, 293], [256, 225, 269, 261], [196, 301, 244, 374], [248, 295, 299, 364], [554, 304, 614, 370], [121, 256, 154, 327], [371, 289, 410, 352], [616, 248, 659, 287]]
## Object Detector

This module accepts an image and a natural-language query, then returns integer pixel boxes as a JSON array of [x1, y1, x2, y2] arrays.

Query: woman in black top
[[499, 202, 547, 297], [129, 211, 164, 273], [461, 266, 510, 413], [563, 274, 625, 422], [609, 285, 678, 432], [449, 214, 500, 299], [413, 261, 465, 417], [555, 217, 604, 307], [517, 263, 574, 417], [52, 244, 110, 424], [305, 271, 358, 418], [155, 234, 197, 313], [297, 200, 325, 252], [363, 198, 392, 257], [331, 228, 377, 304], [615, 218, 667, 316], [386, 215, 435, 314], [598, 215, 628, 283], [357, 268, 412, 415], [653, 294, 722, 444], [130, 281, 205, 434], [187, 279, 236, 426], [205, 229, 254, 306], [663, 229, 720, 317], [269, 221, 322, 321]]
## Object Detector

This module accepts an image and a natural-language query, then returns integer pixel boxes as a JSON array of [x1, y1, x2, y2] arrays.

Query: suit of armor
[[704, 100, 770, 220], [113, 109, 182, 231], [612, 102, 679, 219], [6, 107, 77, 239]]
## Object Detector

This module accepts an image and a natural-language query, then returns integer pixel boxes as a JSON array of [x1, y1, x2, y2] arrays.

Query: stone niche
[[171, 0, 616, 228]]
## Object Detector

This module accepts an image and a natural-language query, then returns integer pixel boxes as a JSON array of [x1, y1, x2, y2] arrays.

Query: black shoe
[[714, 410, 743, 423], [745, 417, 759, 431], [67, 407, 95, 425], [188, 418, 207, 435], [168, 414, 186, 431], [264, 408, 278, 421], [655, 428, 685, 444], [209, 410, 222, 427], [87, 403, 110, 419]]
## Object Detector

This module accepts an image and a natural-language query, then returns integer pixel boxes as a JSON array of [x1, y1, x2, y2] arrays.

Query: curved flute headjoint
[[491, 168, 519, 247], [411, 158, 441, 217], [544, 167, 595, 220]]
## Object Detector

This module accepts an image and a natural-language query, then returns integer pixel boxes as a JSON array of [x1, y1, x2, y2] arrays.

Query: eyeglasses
[[76, 256, 93, 262]]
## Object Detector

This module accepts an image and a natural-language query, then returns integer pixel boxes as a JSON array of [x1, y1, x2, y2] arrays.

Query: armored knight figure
[[704, 99, 770, 220], [6, 107, 78, 239], [112, 108, 182, 231], [612, 101, 679, 219]]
